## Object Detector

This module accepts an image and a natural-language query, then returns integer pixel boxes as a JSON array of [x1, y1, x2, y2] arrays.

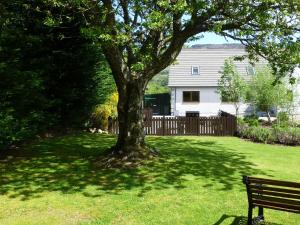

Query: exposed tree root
[[93, 145, 160, 169]]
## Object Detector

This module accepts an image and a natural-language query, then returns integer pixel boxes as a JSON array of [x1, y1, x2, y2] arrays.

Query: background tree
[[0, 0, 113, 150], [247, 67, 293, 123], [146, 69, 170, 94], [218, 59, 247, 117], [93, 0, 299, 162], [282, 76, 300, 125]]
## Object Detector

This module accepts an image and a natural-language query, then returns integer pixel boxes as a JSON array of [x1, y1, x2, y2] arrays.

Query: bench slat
[[252, 194, 300, 206], [249, 185, 300, 195], [248, 177, 300, 188], [251, 189, 300, 200], [253, 203, 300, 213], [252, 199, 300, 212]]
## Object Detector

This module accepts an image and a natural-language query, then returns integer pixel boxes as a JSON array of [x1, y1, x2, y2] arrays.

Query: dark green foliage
[[0, 1, 113, 149]]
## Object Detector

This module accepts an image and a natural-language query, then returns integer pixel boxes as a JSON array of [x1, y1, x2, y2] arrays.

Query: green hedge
[[237, 124, 300, 145]]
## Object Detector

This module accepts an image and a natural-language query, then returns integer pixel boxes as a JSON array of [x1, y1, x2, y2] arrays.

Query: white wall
[[171, 87, 252, 117], [291, 68, 300, 120]]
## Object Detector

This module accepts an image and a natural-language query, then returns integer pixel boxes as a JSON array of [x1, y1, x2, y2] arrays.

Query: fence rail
[[109, 115, 237, 136]]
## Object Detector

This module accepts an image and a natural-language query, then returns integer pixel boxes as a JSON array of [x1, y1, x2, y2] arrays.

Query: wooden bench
[[242, 176, 300, 225]]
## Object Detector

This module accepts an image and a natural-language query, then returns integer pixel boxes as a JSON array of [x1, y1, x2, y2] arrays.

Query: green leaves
[[218, 59, 247, 104], [247, 67, 292, 113], [98, 0, 299, 85], [145, 11, 167, 30]]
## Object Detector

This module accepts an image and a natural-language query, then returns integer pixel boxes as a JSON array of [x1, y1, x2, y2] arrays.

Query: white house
[[168, 44, 268, 117]]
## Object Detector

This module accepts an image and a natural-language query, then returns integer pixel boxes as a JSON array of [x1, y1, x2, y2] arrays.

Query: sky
[[188, 32, 240, 45]]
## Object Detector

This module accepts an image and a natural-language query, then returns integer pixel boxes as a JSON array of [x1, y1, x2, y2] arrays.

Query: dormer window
[[246, 65, 255, 75], [191, 66, 200, 75]]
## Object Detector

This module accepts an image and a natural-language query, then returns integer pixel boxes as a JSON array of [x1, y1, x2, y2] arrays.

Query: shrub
[[251, 127, 274, 143], [238, 125, 274, 143], [91, 92, 118, 130], [237, 117, 245, 125], [238, 123, 300, 146], [243, 115, 259, 127], [276, 112, 290, 127], [273, 126, 300, 145], [0, 109, 43, 150]]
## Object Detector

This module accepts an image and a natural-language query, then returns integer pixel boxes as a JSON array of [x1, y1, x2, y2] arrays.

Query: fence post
[[162, 116, 165, 136], [234, 115, 237, 135], [197, 117, 199, 136]]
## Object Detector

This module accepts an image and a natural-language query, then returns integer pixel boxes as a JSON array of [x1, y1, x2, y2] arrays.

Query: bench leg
[[258, 206, 264, 221], [247, 206, 253, 225]]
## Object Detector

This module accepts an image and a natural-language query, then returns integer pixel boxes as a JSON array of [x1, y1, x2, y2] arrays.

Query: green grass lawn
[[0, 134, 299, 225]]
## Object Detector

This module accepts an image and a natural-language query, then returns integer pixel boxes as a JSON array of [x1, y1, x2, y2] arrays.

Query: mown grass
[[0, 134, 299, 225]]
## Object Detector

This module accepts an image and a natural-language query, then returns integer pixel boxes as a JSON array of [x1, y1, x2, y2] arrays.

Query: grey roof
[[190, 43, 245, 49], [168, 48, 267, 87]]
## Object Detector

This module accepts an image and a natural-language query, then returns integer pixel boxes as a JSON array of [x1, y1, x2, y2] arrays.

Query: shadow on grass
[[0, 134, 268, 200], [213, 214, 282, 225]]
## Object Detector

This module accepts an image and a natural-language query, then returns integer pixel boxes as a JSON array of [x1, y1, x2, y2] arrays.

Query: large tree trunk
[[98, 78, 156, 168], [110, 79, 152, 160]]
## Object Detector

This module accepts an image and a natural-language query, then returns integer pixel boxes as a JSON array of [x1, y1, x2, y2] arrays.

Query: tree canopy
[[93, 0, 300, 159], [218, 59, 247, 116], [247, 67, 293, 121], [96, 0, 299, 81]]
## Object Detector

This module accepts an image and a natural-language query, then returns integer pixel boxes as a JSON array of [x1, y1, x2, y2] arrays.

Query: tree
[[247, 67, 292, 123], [218, 59, 247, 117], [282, 76, 300, 124], [0, 0, 111, 149], [146, 69, 170, 94], [92, 0, 299, 162]]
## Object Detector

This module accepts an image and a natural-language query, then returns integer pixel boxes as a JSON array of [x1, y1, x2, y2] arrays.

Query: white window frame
[[246, 65, 256, 76], [191, 66, 200, 75]]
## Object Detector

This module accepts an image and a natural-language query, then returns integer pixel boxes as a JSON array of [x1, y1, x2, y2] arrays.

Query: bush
[[252, 127, 275, 143], [238, 125, 274, 143], [238, 123, 300, 145], [273, 126, 300, 145], [91, 92, 118, 130], [0, 109, 43, 150], [237, 117, 245, 125], [276, 112, 290, 127], [243, 115, 259, 127]]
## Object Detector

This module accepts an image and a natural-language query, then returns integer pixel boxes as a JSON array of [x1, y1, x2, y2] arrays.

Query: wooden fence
[[108, 115, 237, 136]]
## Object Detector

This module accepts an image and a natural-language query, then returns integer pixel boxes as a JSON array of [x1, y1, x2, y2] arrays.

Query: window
[[186, 112, 199, 117], [246, 65, 255, 75], [183, 91, 200, 102], [191, 66, 200, 75]]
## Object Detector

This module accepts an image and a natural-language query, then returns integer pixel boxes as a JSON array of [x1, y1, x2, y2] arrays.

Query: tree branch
[[100, 0, 127, 86]]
